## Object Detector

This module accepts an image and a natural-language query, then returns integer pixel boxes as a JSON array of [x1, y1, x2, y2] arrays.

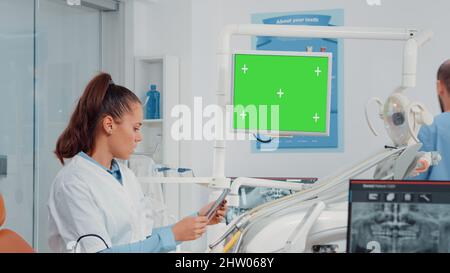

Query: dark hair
[[55, 72, 141, 165], [437, 59, 450, 93]]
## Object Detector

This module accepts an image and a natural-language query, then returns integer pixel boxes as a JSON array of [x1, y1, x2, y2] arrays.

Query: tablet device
[[206, 188, 230, 220]]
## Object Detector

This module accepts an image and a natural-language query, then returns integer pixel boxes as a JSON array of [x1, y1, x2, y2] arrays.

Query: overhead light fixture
[[67, 0, 81, 6], [366, 0, 381, 6], [136, 0, 159, 4]]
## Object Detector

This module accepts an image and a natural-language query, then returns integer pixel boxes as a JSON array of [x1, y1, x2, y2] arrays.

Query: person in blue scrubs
[[414, 60, 450, 180]]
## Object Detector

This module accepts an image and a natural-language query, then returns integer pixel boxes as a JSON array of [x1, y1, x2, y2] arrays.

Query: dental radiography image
[[350, 203, 450, 253]]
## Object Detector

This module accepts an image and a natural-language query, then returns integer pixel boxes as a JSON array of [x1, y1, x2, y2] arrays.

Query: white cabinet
[[133, 55, 180, 168]]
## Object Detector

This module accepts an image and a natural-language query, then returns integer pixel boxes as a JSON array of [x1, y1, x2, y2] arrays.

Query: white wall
[[133, 0, 206, 251], [190, 0, 447, 179], [140, 0, 450, 251], [133, 0, 193, 169]]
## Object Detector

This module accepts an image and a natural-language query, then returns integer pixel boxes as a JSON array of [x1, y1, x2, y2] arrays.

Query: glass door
[[0, 0, 35, 245], [0, 0, 120, 252], [35, 0, 101, 252]]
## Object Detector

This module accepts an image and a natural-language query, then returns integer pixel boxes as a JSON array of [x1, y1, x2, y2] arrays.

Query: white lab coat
[[48, 155, 154, 253]]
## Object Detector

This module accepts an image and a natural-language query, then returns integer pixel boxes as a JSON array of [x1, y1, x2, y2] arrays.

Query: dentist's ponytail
[[54, 72, 141, 165]]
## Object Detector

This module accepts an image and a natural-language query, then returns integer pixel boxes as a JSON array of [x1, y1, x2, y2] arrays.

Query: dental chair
[[0, 193, 34, 253]]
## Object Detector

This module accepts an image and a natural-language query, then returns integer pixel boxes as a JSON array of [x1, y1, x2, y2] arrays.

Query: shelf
[[135, 56, 164, 64], [143, 119, 163, 124], [134, 54, 180, 221], [134, 54, 179, 167]]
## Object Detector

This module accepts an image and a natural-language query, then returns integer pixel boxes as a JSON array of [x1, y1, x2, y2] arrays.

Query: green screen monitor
[[232, 50, 332, 136]]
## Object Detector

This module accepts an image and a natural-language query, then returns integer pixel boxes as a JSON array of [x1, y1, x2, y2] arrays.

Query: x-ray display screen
[[347, 180, 450, 253]]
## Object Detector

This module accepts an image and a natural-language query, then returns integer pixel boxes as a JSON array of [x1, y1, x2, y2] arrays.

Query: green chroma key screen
[[232, 51, 331, 135]]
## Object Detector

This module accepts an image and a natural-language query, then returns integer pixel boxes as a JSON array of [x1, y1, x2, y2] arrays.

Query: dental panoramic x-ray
[[348, 180, 450, 253]]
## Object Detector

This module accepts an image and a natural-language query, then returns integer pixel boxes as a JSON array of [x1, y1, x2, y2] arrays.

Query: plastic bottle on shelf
[[145, 84, 160, 119]]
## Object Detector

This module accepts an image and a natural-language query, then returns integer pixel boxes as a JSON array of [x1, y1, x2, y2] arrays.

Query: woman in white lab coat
[[48, 73, 226, 253]]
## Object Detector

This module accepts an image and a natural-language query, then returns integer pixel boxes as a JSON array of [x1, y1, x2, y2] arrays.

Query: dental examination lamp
[[207, 24, 437, 253]]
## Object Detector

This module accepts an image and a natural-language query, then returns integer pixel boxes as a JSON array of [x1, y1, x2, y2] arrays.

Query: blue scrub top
[[413, 112, 450, 181]]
